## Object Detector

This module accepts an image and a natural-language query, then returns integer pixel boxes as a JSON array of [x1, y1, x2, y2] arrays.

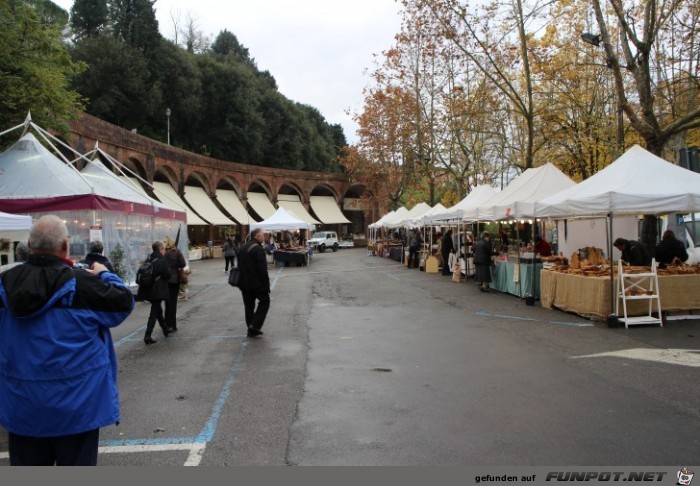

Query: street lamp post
[[165, 108, 171, 145], [581, 32, 623, 156]]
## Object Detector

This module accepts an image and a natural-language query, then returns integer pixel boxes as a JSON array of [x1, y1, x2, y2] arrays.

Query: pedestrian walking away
[[223, 237, 237, 272], [441, 229, 454, 275], [163, 236, 187, 333], [0, 215, 134, 466], [136, 240, 172, 344], [237, 228, 270, 338]]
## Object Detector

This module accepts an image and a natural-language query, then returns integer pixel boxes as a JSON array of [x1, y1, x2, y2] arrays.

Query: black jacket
[[164, 248, 186, 285], [81, 253, 115, 274], [441, 232, 454, 257], [238, 241, 269, 292], [655, 237, 688, 264], [621, 240, 652, 266], [136, 252, 171, 301], [473, 239, 495, 265]]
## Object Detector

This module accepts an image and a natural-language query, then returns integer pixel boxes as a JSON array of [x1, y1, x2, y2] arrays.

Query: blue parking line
[[101, 265, 286, 447], [475, 310, 593, 327]]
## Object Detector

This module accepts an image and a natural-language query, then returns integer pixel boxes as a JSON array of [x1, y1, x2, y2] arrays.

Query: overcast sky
[[54, 0, 404, 144]]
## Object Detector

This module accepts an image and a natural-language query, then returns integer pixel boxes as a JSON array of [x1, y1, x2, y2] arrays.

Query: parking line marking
[[475, 310, 593, 327]]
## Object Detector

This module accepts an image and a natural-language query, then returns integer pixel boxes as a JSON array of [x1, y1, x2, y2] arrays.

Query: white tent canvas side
[[0, 211, 31, 267], [429, 186, 498, 223], [387, 202, 432, 228]]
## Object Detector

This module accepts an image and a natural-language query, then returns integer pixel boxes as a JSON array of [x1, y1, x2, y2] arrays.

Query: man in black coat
[[613, 238, 652, 266], [441, 229, 454, 275], [238, 228, 270, 338], [81, 240, 115, 274], [136, 241, 171, 344], [655, 230, 688, 265]]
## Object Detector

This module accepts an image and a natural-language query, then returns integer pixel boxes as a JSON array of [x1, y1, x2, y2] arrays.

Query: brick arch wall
[[68, 113, 381, 240]]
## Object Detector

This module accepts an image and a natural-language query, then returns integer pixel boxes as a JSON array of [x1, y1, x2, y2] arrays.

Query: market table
[[491, 260, 542, 298], [540, 270, 700, 318], [273, 250, 309, 267]]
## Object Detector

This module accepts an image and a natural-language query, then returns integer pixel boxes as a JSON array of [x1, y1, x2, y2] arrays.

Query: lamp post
[[581, 32, 623, 156], [165, 108, 171, 145]]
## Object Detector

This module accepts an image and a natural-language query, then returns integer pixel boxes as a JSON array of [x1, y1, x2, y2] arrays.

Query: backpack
[[136, 260, 155, 288]]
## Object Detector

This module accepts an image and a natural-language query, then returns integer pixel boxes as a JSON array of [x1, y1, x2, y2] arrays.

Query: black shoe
[[168, 327, 178, 333], [247, 328, 263, 337], [480, 287, 490, 292], [144, 337, 157, 345]]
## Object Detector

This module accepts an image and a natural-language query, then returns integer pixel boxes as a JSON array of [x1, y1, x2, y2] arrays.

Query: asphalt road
[[1, 248, 699, 465]]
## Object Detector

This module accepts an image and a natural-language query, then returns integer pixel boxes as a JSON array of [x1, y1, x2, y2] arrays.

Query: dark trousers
[[146, 299, 168, 337], [241, 289, 270, 331], [9, 428, 99, 466], [224, 256, 235, 271], [442, 253, 451, 274], [164, 283, 180, 330], [408, 248, 419, 268]]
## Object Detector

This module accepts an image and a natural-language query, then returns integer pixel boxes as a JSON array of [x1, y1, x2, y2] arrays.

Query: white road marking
[[572, 348, 700, 367]]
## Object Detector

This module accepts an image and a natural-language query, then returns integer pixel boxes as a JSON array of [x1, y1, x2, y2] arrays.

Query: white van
[[306, 231, 339, 253]]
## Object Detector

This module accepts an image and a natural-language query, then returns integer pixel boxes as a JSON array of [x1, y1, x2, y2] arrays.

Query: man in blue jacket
[[0, 215, 135, 466]]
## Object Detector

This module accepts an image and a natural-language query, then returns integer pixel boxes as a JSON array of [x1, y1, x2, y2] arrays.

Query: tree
[[70, 0, 108, 40], [0, 1, 84, 139], [108, 0, 160, 52]]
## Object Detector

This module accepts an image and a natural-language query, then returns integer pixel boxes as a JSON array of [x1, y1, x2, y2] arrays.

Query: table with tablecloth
[[540, 270, 700, 318], [491, 260, 542, 298], [273, 250, 309, 266]]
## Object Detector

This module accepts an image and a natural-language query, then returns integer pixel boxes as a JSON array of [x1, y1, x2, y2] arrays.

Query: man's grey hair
[[88, 240, 104, 254], [14, 241, 29, 262], [29, 215, 68, 253], [250, 228, 264, 238], [152, 240, 164, 252]]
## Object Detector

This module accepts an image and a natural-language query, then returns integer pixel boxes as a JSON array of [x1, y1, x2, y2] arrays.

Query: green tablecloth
[[491, 260, 542, 298]]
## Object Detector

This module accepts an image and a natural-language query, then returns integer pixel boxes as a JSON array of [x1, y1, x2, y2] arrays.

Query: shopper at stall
[[534, 236, 552, 257], [655, 230, 688, 265], [613, 237, 652, 266], [408, 230, 422, 269], [80, 240, 115, 274], [441, 229, 454, 275], [474, 231, 496, 292], [136, 240, 171, 344]]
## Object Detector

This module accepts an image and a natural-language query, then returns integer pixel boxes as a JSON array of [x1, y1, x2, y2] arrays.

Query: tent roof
[[0, 133, 92, 199], [415, 203, 448, 226], [249, 206, 315, 232], [386, 202, 432, 228], [429, 186, 498, 223], [476, 163, 575, 220], [368, 210, 396, 228], [535, 145, 700, 218], [377, 207, 409, 228], [0, 211, 31, 232]]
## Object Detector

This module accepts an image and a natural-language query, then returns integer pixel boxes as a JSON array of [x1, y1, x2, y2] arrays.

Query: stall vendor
[[534, 236, 552, 257], [613, 237, 652, 266]]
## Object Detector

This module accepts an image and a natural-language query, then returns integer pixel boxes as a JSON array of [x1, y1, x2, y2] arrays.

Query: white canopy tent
[[377, 207, 409, 228], [535, 145, 700, 218], [368, 210, 396, 229], [0, 210, 31, 234], [386, 202, 432, 229], [415, 203, 448, 226], [428, 186, 498, 223], [476, 163, 575, 221], [249, 206, 316, 232]]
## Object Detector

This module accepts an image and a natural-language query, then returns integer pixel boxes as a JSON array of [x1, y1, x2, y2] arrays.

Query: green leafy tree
[[70, 0, 108, 40], [0, 1, 83, 139]]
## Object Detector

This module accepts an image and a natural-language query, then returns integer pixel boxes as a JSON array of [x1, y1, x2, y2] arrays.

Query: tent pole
[[608, 212, 615, 317]]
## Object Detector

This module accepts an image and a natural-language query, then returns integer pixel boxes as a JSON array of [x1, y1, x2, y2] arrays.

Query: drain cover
[[372, 368, 392, 373]]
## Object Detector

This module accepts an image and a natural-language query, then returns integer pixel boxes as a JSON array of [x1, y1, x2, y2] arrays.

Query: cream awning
[[247, 192, 276, 220], [216, 188, 257, 225], [182, 186, 235, 225], [277, 194, 320, 225], [152, 181, 209, 225], [309, 196, 351, 224]]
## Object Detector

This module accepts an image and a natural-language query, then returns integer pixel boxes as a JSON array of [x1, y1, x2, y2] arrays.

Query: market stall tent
[[249, 206, 316, 232], [476, 163, 575, 221], [0, 211, 31, 267], [534, 145, 700, 218], [0, 129, 186, 283], [387, 202, 432, 229], [428, 185, 498, 223]]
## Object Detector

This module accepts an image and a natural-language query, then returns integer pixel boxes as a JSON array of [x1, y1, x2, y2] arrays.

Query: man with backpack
[[136, 241, 171, 345]]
